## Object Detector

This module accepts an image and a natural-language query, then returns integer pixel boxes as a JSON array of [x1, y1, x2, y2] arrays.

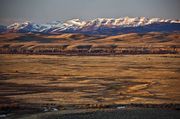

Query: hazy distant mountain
[[3, 17, 180, 35], [0, 25, 7, 33]]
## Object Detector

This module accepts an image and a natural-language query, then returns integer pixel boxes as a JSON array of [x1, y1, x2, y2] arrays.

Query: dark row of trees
[[0, 47, 179, 55]]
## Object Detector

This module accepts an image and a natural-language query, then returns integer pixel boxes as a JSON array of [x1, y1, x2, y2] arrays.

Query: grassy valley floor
[[0, 54, 180, 118]]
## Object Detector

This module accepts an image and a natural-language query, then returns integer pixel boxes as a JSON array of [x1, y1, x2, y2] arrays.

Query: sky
[[0, 0, 180, 25]]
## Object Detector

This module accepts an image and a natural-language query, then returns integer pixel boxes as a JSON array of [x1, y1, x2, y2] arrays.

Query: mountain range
[[1, 17, 180, 35]]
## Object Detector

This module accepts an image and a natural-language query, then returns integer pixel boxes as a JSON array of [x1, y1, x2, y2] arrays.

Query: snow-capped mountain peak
[[64, 19, 86, 28], [7, 21, 40, 32], [4, 17, 180, 34]]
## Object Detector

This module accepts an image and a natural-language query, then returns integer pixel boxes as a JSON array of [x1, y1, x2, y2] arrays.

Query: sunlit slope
[[0, 32, 179, 54]]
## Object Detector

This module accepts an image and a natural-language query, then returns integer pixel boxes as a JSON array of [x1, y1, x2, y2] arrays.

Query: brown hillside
[[0, 32, 179, 55]]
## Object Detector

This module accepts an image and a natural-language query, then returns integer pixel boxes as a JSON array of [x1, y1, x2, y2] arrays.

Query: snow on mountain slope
[[7, 21, 45, 33], [4, 17, 180, 35]]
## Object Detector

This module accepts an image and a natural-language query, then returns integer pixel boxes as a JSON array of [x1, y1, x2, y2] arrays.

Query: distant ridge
[[1, 17, 180, 35]]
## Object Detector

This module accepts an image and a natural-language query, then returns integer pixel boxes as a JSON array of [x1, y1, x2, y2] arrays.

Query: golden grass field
[[0, 32, 180, 118], [0, 54, 180, 109]]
